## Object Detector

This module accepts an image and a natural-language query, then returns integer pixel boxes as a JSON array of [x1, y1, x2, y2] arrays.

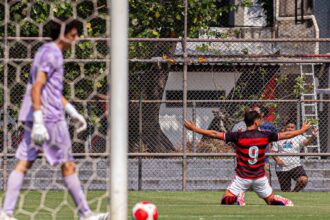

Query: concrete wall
[[2, 158, 330, 192], [314, 0, 330, 53]]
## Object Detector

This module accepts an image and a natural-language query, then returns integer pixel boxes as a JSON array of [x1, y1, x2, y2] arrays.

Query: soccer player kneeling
[[184, 110, 311, 207]]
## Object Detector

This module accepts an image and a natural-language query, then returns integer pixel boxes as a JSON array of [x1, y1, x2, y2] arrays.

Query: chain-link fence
[[1, 0, 330, 218]]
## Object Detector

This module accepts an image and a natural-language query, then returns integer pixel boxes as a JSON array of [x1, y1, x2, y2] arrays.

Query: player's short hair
[[49, 19, 82, 41], [285, 120, 296, 126], [260, 106, 269, 118], [244, 110, 260, 127]]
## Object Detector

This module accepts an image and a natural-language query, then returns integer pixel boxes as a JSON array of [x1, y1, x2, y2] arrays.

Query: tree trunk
[[129, 63, 175, 152]]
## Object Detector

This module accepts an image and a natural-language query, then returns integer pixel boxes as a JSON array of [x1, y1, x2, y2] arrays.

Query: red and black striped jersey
[[224, 129, 279, 179]]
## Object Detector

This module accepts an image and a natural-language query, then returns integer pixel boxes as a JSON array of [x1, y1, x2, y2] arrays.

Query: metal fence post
[[192, 101, 196, 153], [2, 0, 9, 192], [138, 94, 143, 191], [182, 0, 188, 192]]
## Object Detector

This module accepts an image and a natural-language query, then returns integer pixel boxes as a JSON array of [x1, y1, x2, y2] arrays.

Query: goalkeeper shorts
[[16, 120, 74, 166]]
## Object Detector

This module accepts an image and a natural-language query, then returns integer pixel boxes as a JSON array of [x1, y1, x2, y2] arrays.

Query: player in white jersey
[[273, 121, 318, 192]]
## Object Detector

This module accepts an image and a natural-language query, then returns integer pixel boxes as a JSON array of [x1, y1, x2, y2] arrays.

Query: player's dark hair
[[49, 22, 61, 40], [65, 19, 82, 36], [49, 19, 82, 41], [244, 110, 260, 127], [285, 119, 296, 126], [260, 106, 269, 118]]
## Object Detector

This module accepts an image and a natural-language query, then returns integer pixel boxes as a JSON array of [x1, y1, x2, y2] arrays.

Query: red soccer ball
[[132, 201, 158, 220]]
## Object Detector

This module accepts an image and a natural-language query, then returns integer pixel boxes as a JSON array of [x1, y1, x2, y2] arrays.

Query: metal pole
[[182, 0, 188, 192], [110, 0, 128, 219], [138, 94, 143, 191], [301, 0, 304, 23], [192, 102, 196, 153], [297, 100, 301, 129], [2, 0, 9, 192], [105, 0, 112, 209], [295, 0, 298, 24]]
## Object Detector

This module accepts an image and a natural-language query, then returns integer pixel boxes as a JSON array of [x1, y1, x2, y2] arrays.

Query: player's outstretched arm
[[278, 121, 311, 140], [62, 97, 87, 133], [303, 127, 318, 146], [184, 120, 224, 140]]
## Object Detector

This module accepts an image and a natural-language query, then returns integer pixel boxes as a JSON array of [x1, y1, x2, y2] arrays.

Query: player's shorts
[[276, 166, 307, 191], [227, 175, 273, 199], [16, 120, 74, 166]]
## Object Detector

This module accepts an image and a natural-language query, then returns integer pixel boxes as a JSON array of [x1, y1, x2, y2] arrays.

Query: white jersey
[[272, 135, 306, 172]]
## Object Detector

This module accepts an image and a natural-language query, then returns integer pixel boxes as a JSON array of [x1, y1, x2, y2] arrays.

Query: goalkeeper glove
[[65, 103, 87, 133], [31, 110, 49, 145]]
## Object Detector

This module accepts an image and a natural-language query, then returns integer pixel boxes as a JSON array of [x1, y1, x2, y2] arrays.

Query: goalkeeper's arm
[[31, 71, 49, 145], [62, 97, 87, 133]]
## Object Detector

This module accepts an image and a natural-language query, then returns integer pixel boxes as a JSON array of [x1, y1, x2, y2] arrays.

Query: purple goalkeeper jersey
[[19, 42, 65, 123]]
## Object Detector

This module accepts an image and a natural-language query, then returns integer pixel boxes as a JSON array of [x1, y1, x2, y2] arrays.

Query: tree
[[128, 0, 258, 152]]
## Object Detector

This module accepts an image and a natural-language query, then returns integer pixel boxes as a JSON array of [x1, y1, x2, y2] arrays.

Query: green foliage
[[10, 2, 27, 22], [76, 41, 94, 59], [10, 84, 25, 106], [9, 43, 27, 58], [276, 74, 288, 84], [65, 62, 81, 82], [129, 0, 254, 38], [75, 79, 94, 100], [96, 77, 107, 95], [77, 1, 94, 19], [195, 43, 211, 53], [20, 64, 31, 84], [89, 18, 106, 37], [7, 23, 16, 37], [304, 117, 318, 126], [293, 76, 306, 97], [52, 1, 73, 21], [84, 62, 106, 78], [31, 1, 50, 23], [20, 22, 39, 37], [97, 0, 108, 15], [63, 81, 71, 98]]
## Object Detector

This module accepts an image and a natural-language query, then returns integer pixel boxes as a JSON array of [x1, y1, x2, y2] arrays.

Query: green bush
[[31, 1, 50, 23], [20, 21, 39, 37]]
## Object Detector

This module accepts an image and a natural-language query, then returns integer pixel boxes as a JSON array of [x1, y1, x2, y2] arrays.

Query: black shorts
[[276, 166, 307, 191]]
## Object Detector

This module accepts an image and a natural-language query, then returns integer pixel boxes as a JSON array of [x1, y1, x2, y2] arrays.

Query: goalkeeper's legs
[[2, 160, 34, 216], [61, 161, 92, 217]]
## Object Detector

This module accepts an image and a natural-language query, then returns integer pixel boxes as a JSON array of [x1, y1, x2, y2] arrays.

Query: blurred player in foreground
[[184, 110, 311, 206], [0, 20, 108, 220]]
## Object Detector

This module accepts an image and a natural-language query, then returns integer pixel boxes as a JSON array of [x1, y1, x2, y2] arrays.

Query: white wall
[[159, 71, 241, 147]]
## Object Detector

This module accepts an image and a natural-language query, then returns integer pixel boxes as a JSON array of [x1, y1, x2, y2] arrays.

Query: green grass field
[[1, 191, 330, 219]]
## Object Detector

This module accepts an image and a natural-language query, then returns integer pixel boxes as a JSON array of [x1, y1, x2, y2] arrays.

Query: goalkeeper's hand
[[31, 110, 49, 145], [65, 103, 87, 133]]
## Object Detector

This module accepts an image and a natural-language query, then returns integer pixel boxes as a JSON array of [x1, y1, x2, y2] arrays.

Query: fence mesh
[[0, 0, 330, 219]]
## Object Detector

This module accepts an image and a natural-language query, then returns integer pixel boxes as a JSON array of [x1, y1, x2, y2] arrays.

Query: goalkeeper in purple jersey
[[0, 20, 108, 220]]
